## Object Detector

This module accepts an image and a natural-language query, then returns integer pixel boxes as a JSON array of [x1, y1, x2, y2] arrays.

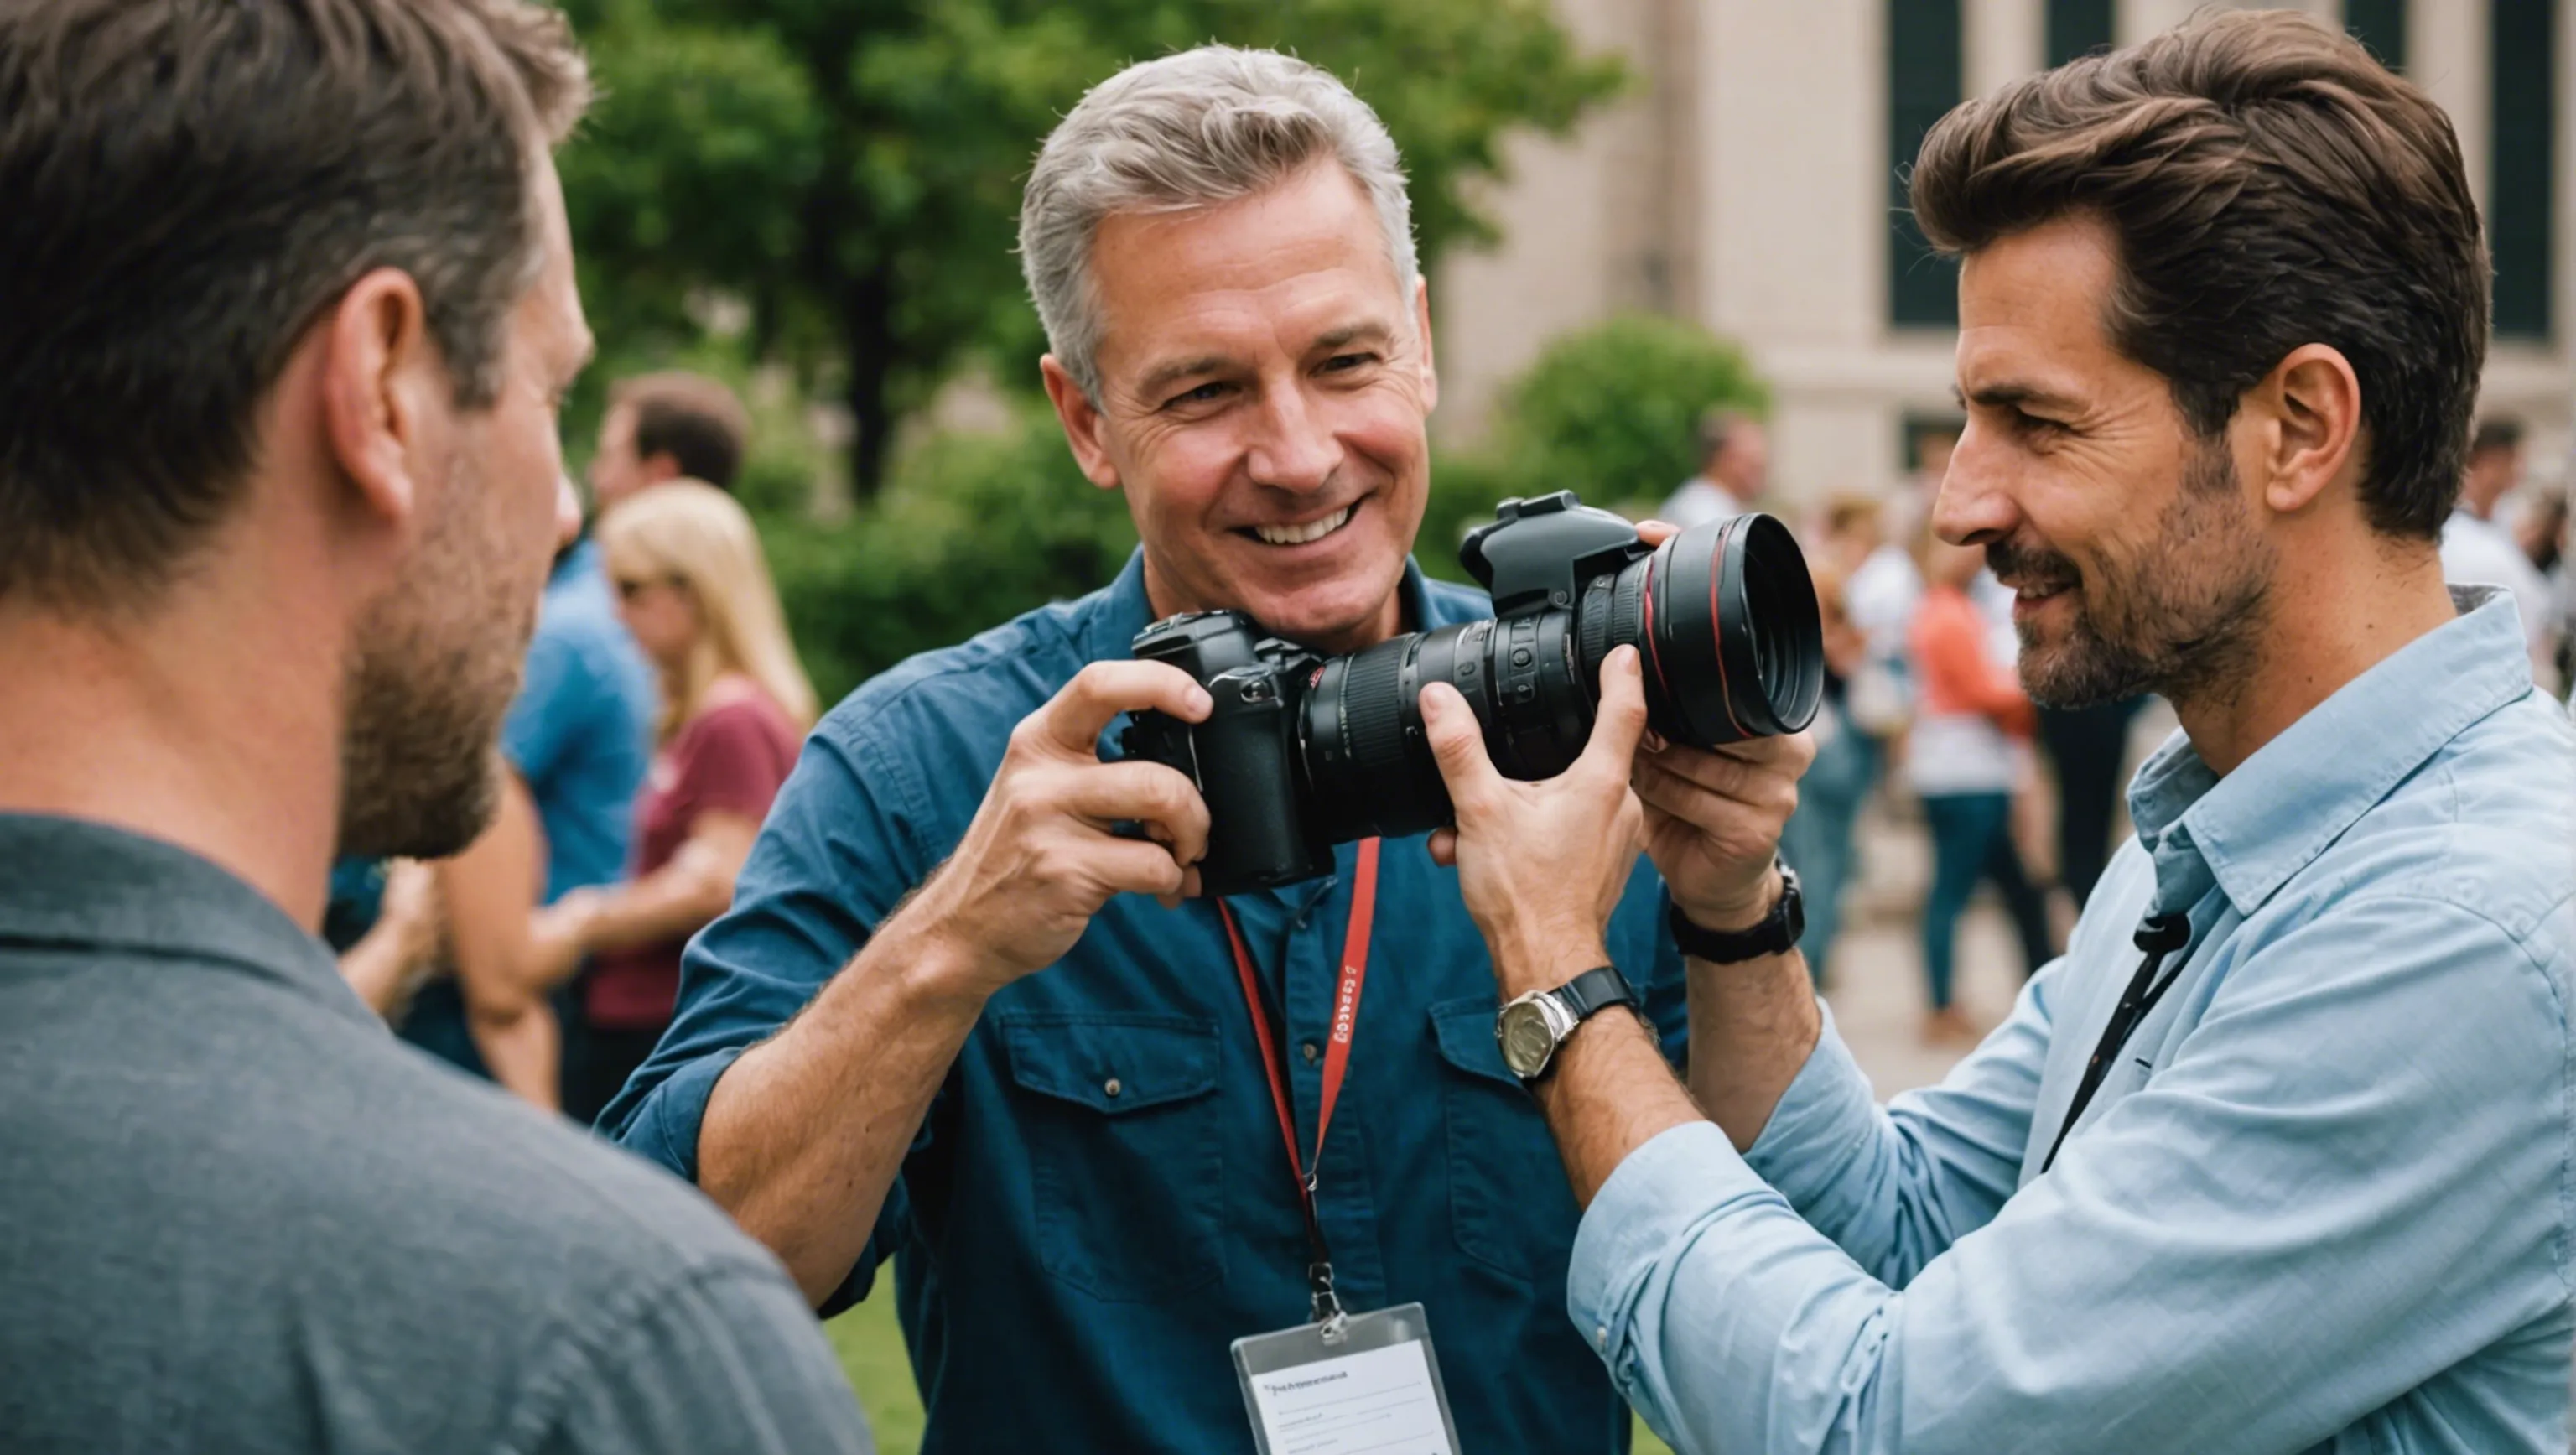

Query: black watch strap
[[1550, 964, 1643, 1023], [1668, 861, 1805, 964]]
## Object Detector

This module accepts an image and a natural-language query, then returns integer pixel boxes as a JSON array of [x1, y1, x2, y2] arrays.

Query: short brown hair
[[1909, 10, 2484, 539], [610, 372, 754, 491], [1698, 408, 1758, 465], [0, 0, 589, 608], [2470, 418, 2526, 458]]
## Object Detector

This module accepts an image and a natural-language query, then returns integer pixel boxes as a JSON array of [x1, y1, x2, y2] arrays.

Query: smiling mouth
[[1241, 504, 1355, 547]]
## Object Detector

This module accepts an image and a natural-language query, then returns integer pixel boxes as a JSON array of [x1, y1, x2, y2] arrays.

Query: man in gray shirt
[[0, 3, 870, 1451]]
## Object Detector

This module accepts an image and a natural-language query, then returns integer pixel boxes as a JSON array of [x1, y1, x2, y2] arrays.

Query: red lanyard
[[1217, 836, 1379, 1320]]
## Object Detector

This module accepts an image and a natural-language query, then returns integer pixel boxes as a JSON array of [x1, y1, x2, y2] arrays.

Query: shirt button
[[1595, 1325, 1608, 1349], [1301, 1041, 1320, 1064], [1104, 1078, 1123, 1099]]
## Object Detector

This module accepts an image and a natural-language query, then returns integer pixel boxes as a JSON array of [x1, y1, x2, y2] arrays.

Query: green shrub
[[1418, 448, 1518, 585], [761, 410, 1135, 707], [1488, 313, 1767, 512]]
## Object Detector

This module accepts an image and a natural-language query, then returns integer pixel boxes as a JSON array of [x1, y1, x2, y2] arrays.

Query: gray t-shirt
[[0, 814, 874, 1455]]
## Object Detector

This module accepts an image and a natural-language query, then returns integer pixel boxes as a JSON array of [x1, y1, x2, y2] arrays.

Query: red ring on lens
[[1708, 518, 1751, 740], [1641, 549, 1678, 711]]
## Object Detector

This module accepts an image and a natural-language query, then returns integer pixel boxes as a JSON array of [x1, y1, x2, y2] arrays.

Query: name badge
[[1234, 1302, 1461, 1455]]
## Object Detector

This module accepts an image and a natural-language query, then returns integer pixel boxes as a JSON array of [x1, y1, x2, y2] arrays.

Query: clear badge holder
[[1233, 1300, 1463, 1455]]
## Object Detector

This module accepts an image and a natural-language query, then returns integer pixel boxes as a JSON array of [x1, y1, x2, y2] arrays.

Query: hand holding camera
[[1623, 520, 1819, 931], [1417, 646, 1652, 1000], [913, 660, 1214, 996]]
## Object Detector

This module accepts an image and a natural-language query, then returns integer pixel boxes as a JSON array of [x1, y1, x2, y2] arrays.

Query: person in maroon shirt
[[527, 478, 815, 1123]]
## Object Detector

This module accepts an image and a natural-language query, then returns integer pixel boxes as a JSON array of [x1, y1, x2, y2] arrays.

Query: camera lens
[[1295, 512, 1821, 844], [1586, 512, 1825, 747], [1299, 611, 1597, 844]]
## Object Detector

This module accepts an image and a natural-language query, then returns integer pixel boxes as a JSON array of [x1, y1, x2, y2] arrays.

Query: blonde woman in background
[[526, 479, 817, 1122]]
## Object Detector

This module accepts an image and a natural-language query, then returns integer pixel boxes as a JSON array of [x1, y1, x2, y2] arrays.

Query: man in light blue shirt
[[1408, 13, 2575, 1452]]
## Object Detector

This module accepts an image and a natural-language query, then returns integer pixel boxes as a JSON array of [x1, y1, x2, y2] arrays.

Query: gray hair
[[1019, 45, 1420, 402]]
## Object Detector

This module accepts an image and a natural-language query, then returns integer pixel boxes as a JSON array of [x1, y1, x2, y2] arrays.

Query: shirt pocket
[[998, 1011, 1226, 1302], [1427, 996, 1582, 1286]]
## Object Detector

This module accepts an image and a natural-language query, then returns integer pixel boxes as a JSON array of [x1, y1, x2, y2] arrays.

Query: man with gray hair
[[606, 43, 1799, 1453]]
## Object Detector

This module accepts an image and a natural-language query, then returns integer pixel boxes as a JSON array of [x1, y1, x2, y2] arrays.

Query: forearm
[[1685, 949, 1822, 1151], [696, 897, 994, 1306], [469, 995, 562, 1112], [338, 917, 427, 1019], [1530, 1012, 1704, 1207], [578, 860, 730, 956], [437, 775, 552, 997]]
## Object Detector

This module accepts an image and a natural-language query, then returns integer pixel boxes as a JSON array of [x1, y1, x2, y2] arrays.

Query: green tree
[[554, 0, 1623, 497]]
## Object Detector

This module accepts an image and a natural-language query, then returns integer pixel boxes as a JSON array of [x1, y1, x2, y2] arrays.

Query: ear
[[318, 268, 440, 533], [2251, 343, 2364, 518], [1040, 354, 1121, 491], [1411, 275, 1439, 415], [640, 450, 685, 487]]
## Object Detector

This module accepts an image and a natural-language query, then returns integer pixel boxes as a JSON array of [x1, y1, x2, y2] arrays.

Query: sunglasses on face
[[612, 574, 684, 602]]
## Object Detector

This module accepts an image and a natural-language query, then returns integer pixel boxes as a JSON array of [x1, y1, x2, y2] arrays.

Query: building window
[[2045, 0, 2114, 67], [2492, 0, 2556, 340], [2344, 0, 2407, 73], [1888, 0, 1964, 329]]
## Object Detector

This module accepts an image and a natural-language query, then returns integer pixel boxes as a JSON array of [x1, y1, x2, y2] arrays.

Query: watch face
[[1498, 1002, 1558, 1078]]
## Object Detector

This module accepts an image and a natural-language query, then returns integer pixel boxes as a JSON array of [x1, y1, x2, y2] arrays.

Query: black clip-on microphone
[[2041, 911, 2194, 1172]]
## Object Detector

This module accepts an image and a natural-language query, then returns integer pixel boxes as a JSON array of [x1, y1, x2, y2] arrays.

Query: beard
[[334, 457, 540, 861], [1989, 433, 2273, 711]]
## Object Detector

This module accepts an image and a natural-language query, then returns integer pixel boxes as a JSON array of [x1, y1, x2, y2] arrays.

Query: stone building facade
[[1434, 0, 2574, 505]]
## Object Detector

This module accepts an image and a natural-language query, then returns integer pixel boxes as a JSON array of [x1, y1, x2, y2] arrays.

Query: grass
[[826, 1290, 1674, 1454]]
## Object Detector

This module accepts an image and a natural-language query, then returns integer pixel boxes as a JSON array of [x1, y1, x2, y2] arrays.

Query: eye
[[2012, 408, 2064, 438], [1163, 381, 1230, 410], [1321, 352, 1375, 373]]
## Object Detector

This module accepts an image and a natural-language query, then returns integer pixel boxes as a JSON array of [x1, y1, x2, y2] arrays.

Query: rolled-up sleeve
[[601, 723, 932, 1309], [1744, 973, 2054, 1285], [1566, 896, 2568, 1454]]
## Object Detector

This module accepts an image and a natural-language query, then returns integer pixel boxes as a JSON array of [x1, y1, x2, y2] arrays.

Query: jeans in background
[[1920, 790, 2014, 1010], [2038, 695, 2145, 909], [1779, 702, 1878, 986]]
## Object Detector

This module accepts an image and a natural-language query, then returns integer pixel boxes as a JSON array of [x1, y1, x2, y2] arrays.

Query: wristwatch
[[1667, 860, 1805, 964], [1495, 965, 1644, 1084]]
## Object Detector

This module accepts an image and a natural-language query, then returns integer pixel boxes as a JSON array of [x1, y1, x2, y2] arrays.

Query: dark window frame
[[2490, 0, 2556, 341], [1888, 0, 1965, 330], [2044, 0, 2115, 68]]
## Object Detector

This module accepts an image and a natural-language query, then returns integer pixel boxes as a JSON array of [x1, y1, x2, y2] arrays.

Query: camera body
[[1119, 612, 1332, 893], [1120, 490, 1820, 896]]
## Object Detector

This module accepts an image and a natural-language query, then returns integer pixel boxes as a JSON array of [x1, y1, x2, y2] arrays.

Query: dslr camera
[[1119, 491, 1822, 896]]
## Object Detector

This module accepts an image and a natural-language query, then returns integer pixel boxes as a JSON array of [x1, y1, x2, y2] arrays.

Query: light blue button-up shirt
[[1569, 587, 2576, 1453]]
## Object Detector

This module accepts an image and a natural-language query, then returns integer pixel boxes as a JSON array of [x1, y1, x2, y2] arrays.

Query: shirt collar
[[2127, 585, 2532, 918], [0, 813, 380, 1030]]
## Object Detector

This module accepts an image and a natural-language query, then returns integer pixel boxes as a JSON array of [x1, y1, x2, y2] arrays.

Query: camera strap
[[1217, 836, 1380, 1331], [2038, 911, 2194, 1174]]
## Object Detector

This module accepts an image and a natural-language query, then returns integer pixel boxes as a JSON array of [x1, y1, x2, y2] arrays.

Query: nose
[[1929, 422, 2018, 548], [553, 474, 582, 549], [1244, 382, 1341, 496]]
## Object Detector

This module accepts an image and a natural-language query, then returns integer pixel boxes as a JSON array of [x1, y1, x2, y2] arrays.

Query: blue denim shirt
[[606, 551, 1690, 1454], [1570, 587, 2576, 1453], [503, 538, 659, 904]]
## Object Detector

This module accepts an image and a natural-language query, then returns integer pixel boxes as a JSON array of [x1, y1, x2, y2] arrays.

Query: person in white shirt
[[2440, 418, 2555, 679], [1659, 408, 1765, 527]]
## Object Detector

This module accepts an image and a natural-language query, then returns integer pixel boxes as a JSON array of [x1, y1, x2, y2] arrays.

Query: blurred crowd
[[328, 372, 813, 1120]]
